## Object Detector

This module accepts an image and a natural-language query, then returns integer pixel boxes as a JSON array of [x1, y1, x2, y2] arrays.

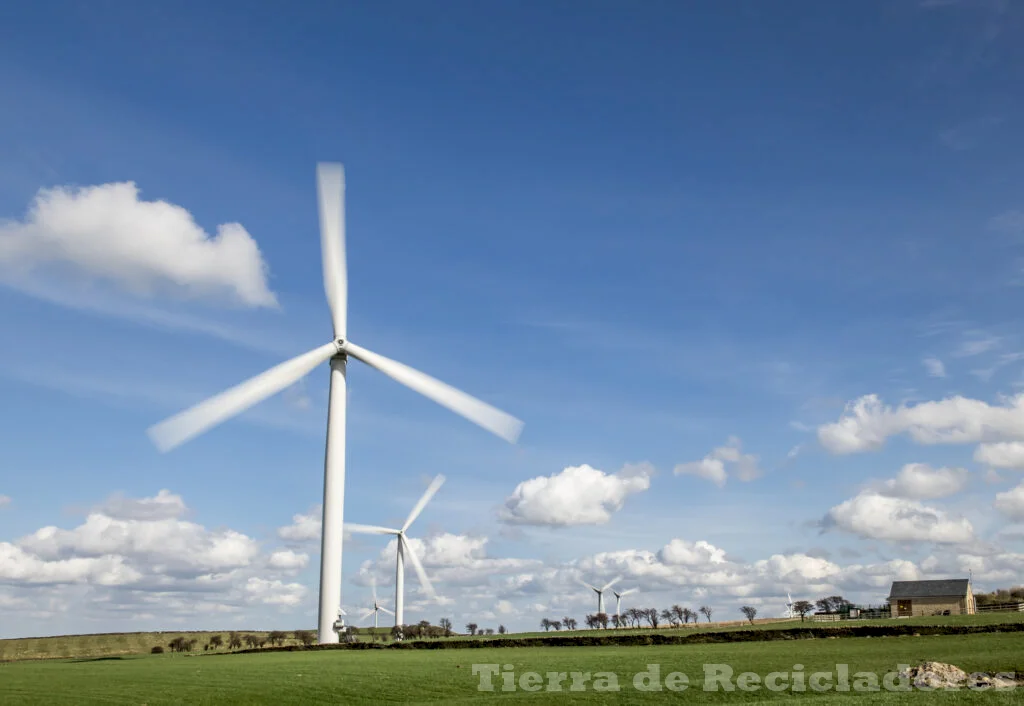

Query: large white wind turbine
[[612, 587, 638, 623], [345, 474, 444, 629], [786, 591, 795, 619], [579, 575, 622, 615], [360, 577, 394, 629], [145, 164, 523, 644]]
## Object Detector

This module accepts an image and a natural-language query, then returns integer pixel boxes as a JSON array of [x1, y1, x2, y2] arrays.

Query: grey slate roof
[[888, 579, 970, 599]]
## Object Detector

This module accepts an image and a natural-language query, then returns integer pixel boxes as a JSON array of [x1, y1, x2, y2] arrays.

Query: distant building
[[887, 578, 976, 617]]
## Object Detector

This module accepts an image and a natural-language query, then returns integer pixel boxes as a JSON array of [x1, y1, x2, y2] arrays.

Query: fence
[[977, 602, 1024, 613]]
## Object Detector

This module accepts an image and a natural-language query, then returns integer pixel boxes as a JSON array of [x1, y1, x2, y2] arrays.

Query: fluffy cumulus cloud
[[818, 393, 1024, 454], [873, 463, 969, 500], [975, 442, 1024, 470], [994, 483, 1024, 521], [499, 463, 652, 527], [0, 182, 277, 307], [0, 490, 312, 637], [822, 492, 974, 543], [674, 437, 761, 487], [278, 506, 322, 542]]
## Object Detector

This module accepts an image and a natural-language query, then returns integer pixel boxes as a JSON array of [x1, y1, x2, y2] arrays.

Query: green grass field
[[3, 632, 1023, 704]]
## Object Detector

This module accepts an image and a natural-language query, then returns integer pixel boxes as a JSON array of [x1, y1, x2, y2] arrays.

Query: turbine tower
[[346, 474, 444, 628], [612, 587, 638, 623], [145, 164, 523, 644], [360, 577, 394, 629], [786, 591, 795, 619], [580, 575, 622, 615]]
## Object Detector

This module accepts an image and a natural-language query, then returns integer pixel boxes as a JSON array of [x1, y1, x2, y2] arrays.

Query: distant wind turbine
[[346, 474, 444, 629], [360, 577, 394, 629], [579, 575, 622, 615], [612, 587, 638, 623]]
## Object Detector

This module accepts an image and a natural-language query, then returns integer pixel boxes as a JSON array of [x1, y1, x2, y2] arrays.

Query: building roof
[[888, 579, 970, 599]]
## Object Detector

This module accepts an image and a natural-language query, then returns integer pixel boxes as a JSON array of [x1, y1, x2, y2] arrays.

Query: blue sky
[[2, 0, 1024, 638]]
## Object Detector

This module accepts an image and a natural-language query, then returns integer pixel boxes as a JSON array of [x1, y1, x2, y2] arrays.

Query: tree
[[439, 618, 453, 637], [498, 625, 506, 634], [268, 630, 287, 646], [228, 632, 243, 650], [208, 634, 224, 650], [485, 628, 495, 635], [597, 612, 609, 629], [644, 608, 659, 628], [563, 617, 577, 631], [699, 605, 713, 623], [740, 606, 757, 624], [294, 630, 315, 646], [816, 595, 852, 614], [793, 600, 814, 621], [584, 614, 597, 629], [540, 618, 551, 632], [681, 608, 696, 624], [244, 634, 259, 649], [661, 609, 676, 627], [671, 605, 685, 626], [466, 622, 478, 636]]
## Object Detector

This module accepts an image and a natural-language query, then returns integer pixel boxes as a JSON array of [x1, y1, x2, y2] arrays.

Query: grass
[[2, 632, 1023, 704]]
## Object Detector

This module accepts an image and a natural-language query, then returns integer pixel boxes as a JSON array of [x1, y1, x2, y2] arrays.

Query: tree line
[[156, 630, 316, 654], [541, 605, 715, 631]]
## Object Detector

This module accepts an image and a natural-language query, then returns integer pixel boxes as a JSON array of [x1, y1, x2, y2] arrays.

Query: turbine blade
[[371, 576, 378, 604], [147, 342, 339, 452], [345, 523, 400, 536], [360, 610, 374, 621], [379, 606, 394, 616], [317, 162, 347, 339], [602, 575, 623, 592], [402, 474, 446, 532], [342, 341, 523, 443], [578, 578, 599, 592], [401, 536, 437, 601], [621, 588, 638, 596]]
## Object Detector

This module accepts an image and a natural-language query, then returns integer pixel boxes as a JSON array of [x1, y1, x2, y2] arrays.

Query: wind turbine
[[345, 474, 444, 629], [612, 587, 638, 623], [579, 575, 622, 615], [360, 577, 394, 629], [145, 164, 523, 645], [786, 591, 795, 619]]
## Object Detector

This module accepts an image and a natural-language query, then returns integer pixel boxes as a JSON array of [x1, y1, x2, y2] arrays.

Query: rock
[[898, 662, 1018, 690]]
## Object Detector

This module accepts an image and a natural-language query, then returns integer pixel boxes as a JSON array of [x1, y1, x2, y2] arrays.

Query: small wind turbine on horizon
[[612, 587, 638, 623], [579, 575, 622, 615], [345, 474, 445, 629], [786, 591, 795, 619], [360, 577, 394, 629], [144, 164, 523, 645]]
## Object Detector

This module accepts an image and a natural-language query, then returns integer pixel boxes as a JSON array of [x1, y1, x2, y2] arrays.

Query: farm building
[[887, 578, 976, 617]]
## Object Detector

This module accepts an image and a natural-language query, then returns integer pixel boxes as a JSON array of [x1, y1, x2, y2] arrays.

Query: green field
[[3, 632, 1023, 704]]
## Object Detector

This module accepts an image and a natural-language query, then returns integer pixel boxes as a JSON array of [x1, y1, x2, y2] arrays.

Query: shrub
[[151, 646, 164, 654]]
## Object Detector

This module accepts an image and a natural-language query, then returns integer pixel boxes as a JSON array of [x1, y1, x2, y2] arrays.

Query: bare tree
[[699, 605, 713, 623], [563, 616, 577, 631], [439, 618, 453, 637], [466, 623, 478, 636], [540, 618, 552, 632], [551, 620, 562, 631], [597, 612, 609, 629], [645, 608, 659, 628], [661, 609, 676, 627], [793, 600, 814, 621], [740, 606, 757, 624]]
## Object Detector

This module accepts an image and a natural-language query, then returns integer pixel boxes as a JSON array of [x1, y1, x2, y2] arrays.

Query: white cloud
[[278, 506, 322, 541], [0, 543, 141, 585], [818, 393, 1024, 454], [0, 495, 9, 509], [499, 463, 652, 527], [98, 489, 186, 521], [659, 539, 727, 566], [267, 549, 309, 572], [994, 483, 1024, 521], [975, 441, 1024, 470], [923, 357, 947, 378], [954, 334, 999, 358], [823, 492, 974, 543], [244, 577, 307, 607], [875, 463, 969, 500], [0, 182, 277, 308], [674, 437, 761, 486]]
